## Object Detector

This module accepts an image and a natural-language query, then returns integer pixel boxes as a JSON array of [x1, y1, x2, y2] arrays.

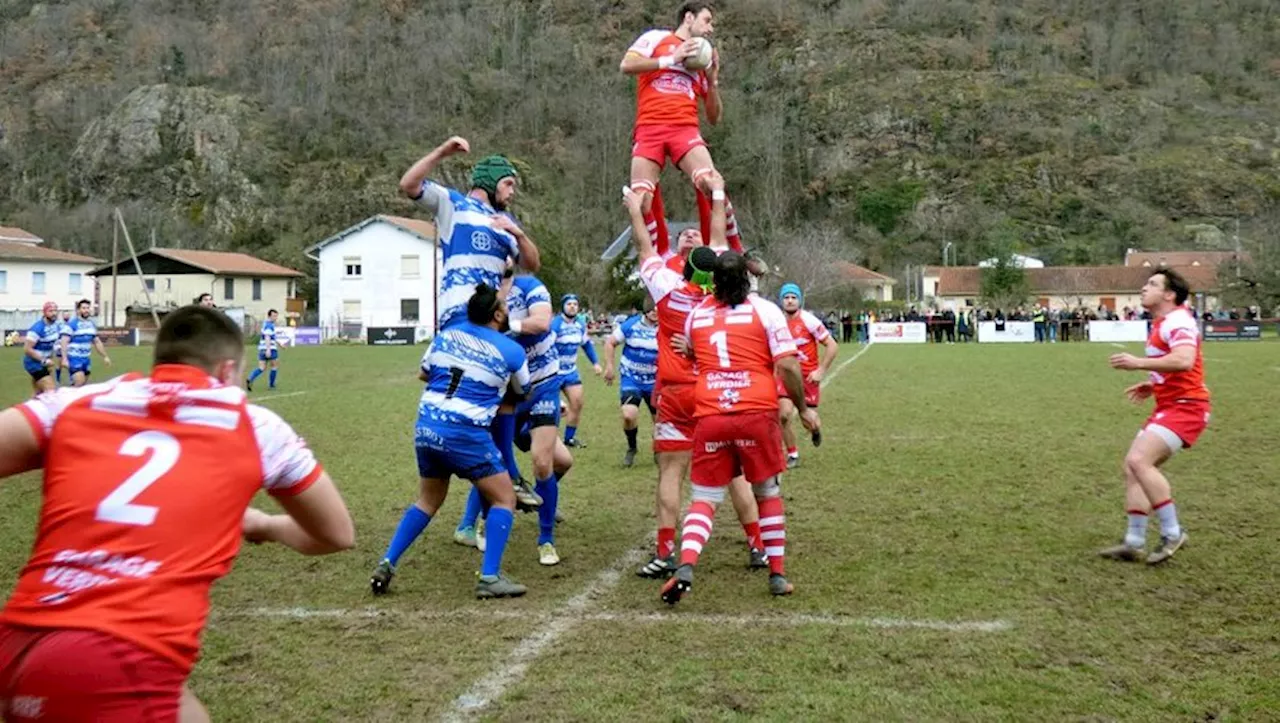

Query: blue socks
[[248, 368, 263, 383], [458, 485, 486, 530], [481, 507, 514, 577], [55, 368, 62, 384], [535, 474, 558, 545], [564, 426, 577, 444], [269, 369, 277, 388], [492, 413, 522, 481], [383, 505, 431, 566]]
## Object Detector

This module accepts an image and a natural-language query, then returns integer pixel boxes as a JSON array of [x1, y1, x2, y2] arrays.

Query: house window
[[342, 299, 362, 319], [287, 280, 296, 298], [69, 273, 82, 294], [344, 256, 362, 277], [145, 278, 156, 292], [0, 269, 6, 292], [252, 278, 262, 301], [224, 277, 235, 300], [400, 298, 420, 322], [31, 271, 45, 294], [166, 278, 172, 291], [401, 255, 420, 278]]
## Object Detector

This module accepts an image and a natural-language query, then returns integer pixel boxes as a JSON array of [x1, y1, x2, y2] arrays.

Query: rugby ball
[[684, 37, 714, 71]]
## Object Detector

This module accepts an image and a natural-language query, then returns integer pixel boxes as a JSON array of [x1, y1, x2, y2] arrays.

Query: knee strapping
[[691, 484, 726, 504], [630, 179, 656, 194], [752, 477, 781, 499], [690, 167, 714, 184]]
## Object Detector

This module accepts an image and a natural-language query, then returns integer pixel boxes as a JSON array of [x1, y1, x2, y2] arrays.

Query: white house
[[305, 215, 441, 339], [0, 226, 104, 316]]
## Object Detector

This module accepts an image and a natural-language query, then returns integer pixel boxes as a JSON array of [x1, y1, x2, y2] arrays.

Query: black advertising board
[[1202, 320, 1261, 341], [367, 326, 415, 346]]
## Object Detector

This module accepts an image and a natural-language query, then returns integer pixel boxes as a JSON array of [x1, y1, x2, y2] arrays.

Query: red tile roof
[[146, 248, 304, 277], [837, 262, 896, 283], [1125, 250, 1246, 268], [0, 240, 102, 264], [379, 215, 437, 241], [932, 265, 1221, 296], [0, 226, 41, 243]]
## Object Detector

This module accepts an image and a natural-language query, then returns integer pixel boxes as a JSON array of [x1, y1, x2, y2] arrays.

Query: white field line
[[252, 390, 309, 403], [220, 605, 1013, 634], [1110, 343, 1127, 349], [440, 546, 648, 722], [820, 342, 874, 389]]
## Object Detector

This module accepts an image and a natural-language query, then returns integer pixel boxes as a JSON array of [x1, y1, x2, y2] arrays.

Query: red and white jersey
[[639, 254, 707, 387], [784, 309, 831, 374], [626, 29, 709, 127], [685, 295, 797, 417], [662, 249, 686, 274], [1, 365, 323, 673], [1146, 306, 1210, 407]]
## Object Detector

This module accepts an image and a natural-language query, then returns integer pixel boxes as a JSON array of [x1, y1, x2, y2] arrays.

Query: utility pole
[[110, 220, 119, 327]]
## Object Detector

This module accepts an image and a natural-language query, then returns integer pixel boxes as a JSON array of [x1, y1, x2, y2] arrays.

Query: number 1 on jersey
[[709, 330, 731, 368], [96, 431, 180, 527]]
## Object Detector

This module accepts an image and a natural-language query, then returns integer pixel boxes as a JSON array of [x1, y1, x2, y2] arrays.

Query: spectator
[[942, 308, 956, 344], [840, 312, 853, 343], [1032, 305, 1046, 343]]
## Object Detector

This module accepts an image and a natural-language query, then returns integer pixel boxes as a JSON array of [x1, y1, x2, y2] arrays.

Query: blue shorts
[[258, 350, 279, 361], [68, 360, 91, 376], [415, 423, 506, 481], [513, 382, 561, 452], [560, 370, 583, 388], [620, 385, 655, 414]]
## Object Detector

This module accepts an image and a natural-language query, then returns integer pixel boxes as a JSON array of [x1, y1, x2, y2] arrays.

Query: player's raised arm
[[700, 171, 728, 245], [704, 52, 723, 125], [620, 40, 696, 75], [623, 187, 658, 262], [398, 136, 471, 202]]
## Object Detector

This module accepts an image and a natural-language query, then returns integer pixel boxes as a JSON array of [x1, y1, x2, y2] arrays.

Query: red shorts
[[775, 376, 821, 408], [1143, 400, 1211, 449], [691, 411, 786, 486], [654, 383, 698, 453], [0, 625, 186, 722], [632, 124, 706, 167]]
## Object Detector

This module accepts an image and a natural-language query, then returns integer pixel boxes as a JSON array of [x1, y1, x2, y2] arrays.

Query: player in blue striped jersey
[[399, 136, 541, 330], [246, 309, 280, 391], [602, 297, 659, 467], [58, 299, 112, 387], [552, 295, 602, 448], [371, 284, 532, 599], [22, 302, 63, 396]]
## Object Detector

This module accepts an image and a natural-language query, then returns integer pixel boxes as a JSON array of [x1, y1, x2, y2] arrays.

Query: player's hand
[[1124, 382, 1154, 404], [806, 369, 824, 384], [603, 367, 615, 385], [592, 363, 603, 377], [696, 170, 725, 196], [241, 508, 276, 544], [102, 356, 112, 367], [799, 408, 821, 433], [622, 185, 648, 216], [42, 357, 56, 370], [670, 39, 699, 63], [439, 136, 470, 156], [1109, 353, 1145, 371], [670, 333, 691, 357], [490, 214, 524, 238], [707, 47, 721, 82]]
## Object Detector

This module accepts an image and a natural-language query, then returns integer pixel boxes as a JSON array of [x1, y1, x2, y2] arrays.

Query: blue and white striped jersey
[[507, 276, 559, 394], [258, 320, 277, 352], [418, 322, 530, 428], [611, 314, 659, 389], [60, 317, 98, 363], [551, 314, 597, 375], [23, 319, 62, 373], [414, 180, 521, 329]]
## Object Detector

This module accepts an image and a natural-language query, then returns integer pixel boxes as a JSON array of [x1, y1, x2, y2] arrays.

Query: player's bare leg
[[32, 373, 55, 396], [621, 402, 640, 467], [778, 397, 800, 468], [629, 156, 670, 252], [180, 686, 211, 723], [1124, 430, 1187, 564], [727, 476, 768, 569], [1100, 451, 1154, 562], [639, 451, 689, 578], [678, 146, 743, 251]]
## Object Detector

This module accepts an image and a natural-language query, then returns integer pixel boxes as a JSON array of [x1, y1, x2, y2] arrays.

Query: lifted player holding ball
[[620, 2, 745, 257]]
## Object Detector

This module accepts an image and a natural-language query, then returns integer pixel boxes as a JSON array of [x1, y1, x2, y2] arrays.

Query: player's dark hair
[[677, 1, 714, 26], [643, 294, 656, 312], [467, 283, 502, 325], [197, 292, 213, 303], [267, 308, 278, 316], [1154, 267, 1190, 306], [154, 305, 245, 372], [76, 298, 91, 310], [713, 251, 751, 306]]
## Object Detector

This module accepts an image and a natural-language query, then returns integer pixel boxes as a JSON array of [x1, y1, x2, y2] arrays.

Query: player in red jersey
[[661, 248, 819, 605], [0, 306, 355, 722], [620, 2, 746, 257], [1102, 268, 1206, 565], [624, 177, 769, 578], [775, 283, 838, 468]]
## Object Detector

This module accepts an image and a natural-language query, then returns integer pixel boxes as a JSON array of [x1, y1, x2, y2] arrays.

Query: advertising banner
[[978, 321, 1035, 343], [367, 326, 416, 346], [869, 322, 927, 344], [1202, 320, 1262, 341], [1088, 320, 1149, 343]]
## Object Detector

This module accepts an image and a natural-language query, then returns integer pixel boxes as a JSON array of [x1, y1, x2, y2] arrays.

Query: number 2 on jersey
[[96, 431, 180, 526], [709, 330, 731, 369]]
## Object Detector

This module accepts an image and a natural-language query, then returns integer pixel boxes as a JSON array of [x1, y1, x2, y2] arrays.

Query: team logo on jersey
[[471, 230, 493, 252], [718, 388, 740, 410]]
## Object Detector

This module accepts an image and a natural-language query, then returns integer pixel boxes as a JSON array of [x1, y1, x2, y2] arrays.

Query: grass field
[[1, 339, 1278, 722]]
